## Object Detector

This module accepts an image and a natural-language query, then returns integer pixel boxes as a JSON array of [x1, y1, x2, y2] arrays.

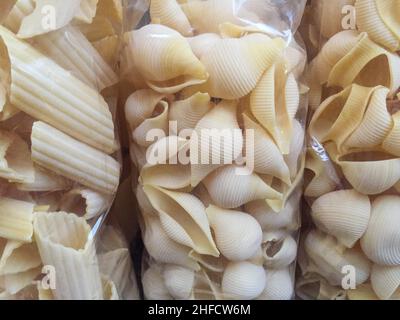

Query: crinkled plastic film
[[297, 0, 400, 301], [0, 0, 127, 300], [123, 0, 308, 300]]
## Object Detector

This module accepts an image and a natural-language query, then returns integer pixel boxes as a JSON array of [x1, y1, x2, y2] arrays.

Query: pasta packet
[[297, 0, 400, 301], [0, 0, 124, 300], [123, 0, 308, 300]]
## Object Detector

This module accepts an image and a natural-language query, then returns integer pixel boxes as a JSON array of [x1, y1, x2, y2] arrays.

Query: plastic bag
[[123, 0, 308, 300], [0, 0, 123, 300], [297, 0, 400, 300]]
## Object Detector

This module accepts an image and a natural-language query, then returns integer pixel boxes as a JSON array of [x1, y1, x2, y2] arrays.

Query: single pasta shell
[[360, 195, 400, 266], [132, 100, 169, 147], [257, 268, 294, 300], [221, 261, 266, 300], [262, 231, 297, 269], [142, 265, 172, 300], [186, 33, 220, 59], [284, 119, 305, 179], [336, 151, 400, 195], [308, 84, 375, 151], [203, 165, 282, 209], [143, 185, 219, 257], [140, 136, 191, 190], [0, 130, 34, 184], [190, 100, 243, 187], [243, 114, 290, 183], [169, 92, 212, 135], [198, 34, 285, 99], [250, 63, 293, 154], [344, 86, 392, 150], [59, 188, 111, 220], [311, 189, 371, 248], [124, 89, 167, 130], [244, 195, 299, 231], [371, 264, 400, 300], [126, 24, 208, 94], [206, 205, 262, 262], [304, 150, 337, 198], [163, 264, 195, 300], [355, 0, 400, 51], [136, 185, 158, 216], [181, 0, 246, 34], [382, 111, 400, 157], [142, 215, 200, 271], [150, 0, 193, 36], [304, 229, 371, 286]]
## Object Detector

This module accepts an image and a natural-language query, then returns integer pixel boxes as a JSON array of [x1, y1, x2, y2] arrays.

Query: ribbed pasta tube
[[33, 212, 103, 300], [17, 165, 71, 192], [31, 121, 120, 195], [0, 26, 117, 154], [33, 26, 118, 91], [0, 197, 34, 242]]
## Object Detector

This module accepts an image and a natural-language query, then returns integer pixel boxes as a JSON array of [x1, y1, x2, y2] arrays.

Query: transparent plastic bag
[[123, 0, 308, 300], [0, 0, 123, 300], [297, 0, 400, 300]]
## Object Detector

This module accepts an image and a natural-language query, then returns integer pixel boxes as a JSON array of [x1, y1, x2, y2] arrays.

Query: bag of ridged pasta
[[0, 0, 125, 300], [296, 0, 400, 301], [122, 0, 308, 300]]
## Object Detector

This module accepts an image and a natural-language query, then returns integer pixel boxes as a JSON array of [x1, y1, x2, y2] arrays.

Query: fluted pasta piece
[[75, 0, 98, 24], [355, 0, 400, 51], [371, 264, 400, 300], [60, 188, 111, 220], [143, 185, 219, 257], [243, 114, 290, 183], [33, 212, 103, 300], [313, 30, 400, 96], [31, 121, 120, 195], [17, 165, 71, 192], [344, 86, 392, 150], [309, 85, 376, 152], [0, 37, 19, 121], [169, 92, 212, 135], [0, 130, 34, 184], [203, 165, 282, 209], [142, 215, 200, 271], [181, 0, 256, 34], [0, 197, 34, 242], [0, 241, 41, 275], [150, 0, 192, 36], [140, 136, 191, 190], [1, 266, 41, 295], [383, 111, 400, 157], [124, 24, 208, 94], [187, 33, 220, 59], [2, 0, 34, 32], [250, 63, 294, 154], [32, 26, 118, 91], [196, 34, 285, 99], [190, 100, 243, 187], [0, 26, 117, 154]]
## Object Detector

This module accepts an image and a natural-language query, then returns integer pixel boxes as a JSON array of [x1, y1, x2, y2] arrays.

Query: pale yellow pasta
[[74, 0, 98, 24], [31, 121, 120, 195], [0, 1, 18, 26], [0, 197, 34, 242], [0, 26, 117, 154], [0, 241, 41, 275], [0, 266, 41, 295], [60, 188, 111, 220], [0, 37, 19, 121], [3, 0, 35, 33], [33, 212, 103, 300], [0, 129, 34, 184], [32, 26, 118, 91], [16, 165, 71, 192]]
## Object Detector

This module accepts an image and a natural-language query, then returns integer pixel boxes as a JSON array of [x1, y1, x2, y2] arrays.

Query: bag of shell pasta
[[0, 0, 125, 300], [123, 0, 308, 300], [297, 0, 400, 301]]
